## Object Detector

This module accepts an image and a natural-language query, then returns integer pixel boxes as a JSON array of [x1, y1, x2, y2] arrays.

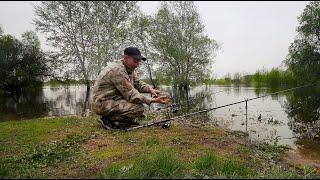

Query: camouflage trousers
[[91, 99, 144, 122]]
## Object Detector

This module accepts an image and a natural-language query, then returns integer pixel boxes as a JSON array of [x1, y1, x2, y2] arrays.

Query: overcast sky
[[0, 1, 309, 78]]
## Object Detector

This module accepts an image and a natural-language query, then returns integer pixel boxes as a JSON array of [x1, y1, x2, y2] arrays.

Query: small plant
[[257, 142, 290, 161]]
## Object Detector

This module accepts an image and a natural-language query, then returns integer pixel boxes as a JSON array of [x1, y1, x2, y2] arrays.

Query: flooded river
[[1, 84, 319, 164]]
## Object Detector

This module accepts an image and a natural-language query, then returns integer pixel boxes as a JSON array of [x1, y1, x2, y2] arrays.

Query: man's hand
[[150, 88, 161, 98], [152, 96, 171, 104]]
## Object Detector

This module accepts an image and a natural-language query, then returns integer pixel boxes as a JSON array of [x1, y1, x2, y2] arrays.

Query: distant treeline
[[45, 79, 95, 86], [47, 68, 297, 88], [202, 68, 297, 87]]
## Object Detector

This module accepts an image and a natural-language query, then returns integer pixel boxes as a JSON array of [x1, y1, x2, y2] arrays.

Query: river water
[[1, 84, 319, 162]]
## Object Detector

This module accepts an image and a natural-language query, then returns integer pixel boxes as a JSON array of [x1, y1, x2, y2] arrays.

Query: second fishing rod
[[155, 90, 224, 111], [127, 83, 317, 131]]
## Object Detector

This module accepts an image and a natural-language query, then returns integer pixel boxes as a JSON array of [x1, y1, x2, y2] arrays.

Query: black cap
[[124, 47, 146, 61]]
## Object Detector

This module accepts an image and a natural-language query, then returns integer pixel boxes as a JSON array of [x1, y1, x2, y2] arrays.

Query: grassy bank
[[0, 115, 318, 178]]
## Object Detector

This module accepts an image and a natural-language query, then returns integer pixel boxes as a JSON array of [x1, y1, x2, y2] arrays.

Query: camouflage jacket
[[91, 60, 153, 105]]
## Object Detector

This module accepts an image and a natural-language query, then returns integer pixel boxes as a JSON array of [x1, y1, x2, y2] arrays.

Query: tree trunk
[[81, 80, 91, 117], [141, 40, 157, 89], [146, 59, 157, 89]]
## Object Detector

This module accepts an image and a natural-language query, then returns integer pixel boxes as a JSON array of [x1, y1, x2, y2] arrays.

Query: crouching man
[[91, 47, 170, 130]]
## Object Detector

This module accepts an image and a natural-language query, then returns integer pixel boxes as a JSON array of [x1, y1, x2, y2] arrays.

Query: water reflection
[[43, 85, 90, 117], [158, 85, 213, 115], [158, 85, 319, 145], [1, 84, 319, 144], [0, 89, 47, 121], [283, 86, 320, 139], [0, 85, 91, 121]]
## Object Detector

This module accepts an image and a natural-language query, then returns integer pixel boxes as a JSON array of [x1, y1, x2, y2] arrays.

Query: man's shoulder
[[108, 60, 125, 71], [106, 60, 129, 80], [99, 60, 124, 74]]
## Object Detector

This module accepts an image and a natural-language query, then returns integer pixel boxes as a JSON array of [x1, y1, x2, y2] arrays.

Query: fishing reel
[[170, 104, 179, 113], [161, 121, 171, 129], [156, 103, 179, 113]]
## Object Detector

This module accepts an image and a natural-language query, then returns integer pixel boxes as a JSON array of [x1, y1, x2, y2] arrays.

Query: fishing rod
[[126, 83, 316, 131], [155, 90, 224, 111]]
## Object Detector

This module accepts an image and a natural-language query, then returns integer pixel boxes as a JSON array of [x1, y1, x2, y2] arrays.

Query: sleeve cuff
[[144, 86, 152, 93], [143, 96, 153, 105]]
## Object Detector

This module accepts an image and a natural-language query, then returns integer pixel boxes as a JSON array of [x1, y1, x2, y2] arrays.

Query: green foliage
[[34, 2, 138, 82], [0, 32, 47, 94], [0, 26, 3, 36], [21, 31, 40, 49], [100, 149, 184, 179], [252, 68, 297, 87], [130, 13, 158, 88], [284, 1, 320, 84], [202, 78, 232, 85], [202, 72, 253, 85], [149, 1, 219, 89]]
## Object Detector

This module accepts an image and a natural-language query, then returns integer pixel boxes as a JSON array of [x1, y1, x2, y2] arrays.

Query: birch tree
[[34, 1, 138, 82], [33, 1, 138, 115], [149, 1, 219, 90], [87, 1, 138, 79], [129, 13, 157, 88]]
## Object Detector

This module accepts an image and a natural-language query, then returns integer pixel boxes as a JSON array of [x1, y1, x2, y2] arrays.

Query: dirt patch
[[284, 148, 320, 175]]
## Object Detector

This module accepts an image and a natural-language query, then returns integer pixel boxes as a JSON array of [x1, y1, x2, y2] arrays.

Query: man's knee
[[91, 98, 113, 116], [123, 103, 144, 117], [133, 103, 144, 116]]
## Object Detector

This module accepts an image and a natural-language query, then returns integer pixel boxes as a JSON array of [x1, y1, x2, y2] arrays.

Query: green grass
[[257, 142, 290, 160], [144, 137, 160, 147], [100, 148, 184, 179], [0, 134, 89, 178], [193, 152, 257, 178], [0, 115, 318, 178]]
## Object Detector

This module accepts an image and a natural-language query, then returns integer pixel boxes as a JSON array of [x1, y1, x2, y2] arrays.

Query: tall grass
[[252, 68, 297, 87], [202, 68, 297, 87], [100, 149, 184, 179], [202, 78, 232, 85]]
